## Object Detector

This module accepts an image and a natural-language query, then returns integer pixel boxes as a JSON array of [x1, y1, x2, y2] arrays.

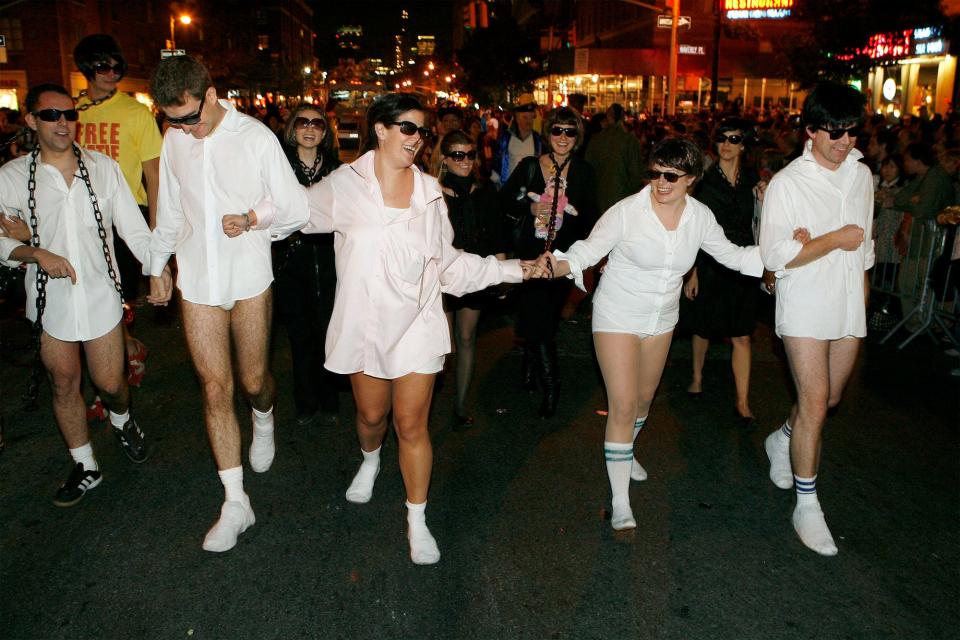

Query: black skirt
[[683, 254, 759, 339]]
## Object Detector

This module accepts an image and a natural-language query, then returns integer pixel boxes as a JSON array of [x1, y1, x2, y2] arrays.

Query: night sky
[[313, 1, 457, 62]]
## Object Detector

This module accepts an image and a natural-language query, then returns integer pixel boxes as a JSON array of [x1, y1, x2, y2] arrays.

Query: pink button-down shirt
[[304, 151, 523, 379]]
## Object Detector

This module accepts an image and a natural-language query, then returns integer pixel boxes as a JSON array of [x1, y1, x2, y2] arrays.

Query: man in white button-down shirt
[[759, 82, 874, 557], [0, 84, 170, 507], [147, 57, 308, 552]]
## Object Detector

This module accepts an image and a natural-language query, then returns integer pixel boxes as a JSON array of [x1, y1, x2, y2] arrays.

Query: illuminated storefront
[[859, 26, 955, 118]]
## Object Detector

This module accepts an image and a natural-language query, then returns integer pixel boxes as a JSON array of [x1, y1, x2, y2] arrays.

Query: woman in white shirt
[[541, 138, 763, 531], [303, 94, 538, 564]]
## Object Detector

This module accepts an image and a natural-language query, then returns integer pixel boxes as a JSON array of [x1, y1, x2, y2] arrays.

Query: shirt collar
[[213, 99, 242, 132], [800, 139, 864, 171], [349, 150, 443, 208]]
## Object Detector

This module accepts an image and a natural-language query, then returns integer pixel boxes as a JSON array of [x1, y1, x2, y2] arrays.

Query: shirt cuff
[[552, 249, 587, 291], [501, 259, 524, 283], [149, 254, 171, 277], [739, 246, 764, 278], [252, 199, 274, 230]]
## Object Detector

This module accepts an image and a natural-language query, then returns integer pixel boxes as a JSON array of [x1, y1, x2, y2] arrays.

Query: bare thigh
[[231, 289, 273, 397], [83, 322, 127, 398], [181, 300, 233, 391]]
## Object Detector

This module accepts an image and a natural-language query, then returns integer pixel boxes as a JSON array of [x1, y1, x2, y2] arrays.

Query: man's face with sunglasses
[[807, 121, 861, 171], [89, 57, 123, 99], [161, 89, 212, 140], [27, 91, 78, 154]]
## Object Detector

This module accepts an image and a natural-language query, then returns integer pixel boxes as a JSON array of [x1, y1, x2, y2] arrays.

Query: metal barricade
[[875, 218, 958, 349]]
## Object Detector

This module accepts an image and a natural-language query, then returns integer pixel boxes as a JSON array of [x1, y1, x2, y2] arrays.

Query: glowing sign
[[854, 26, 946, 61], [723, 0, 794, 19], [882, 78, 897, 101]]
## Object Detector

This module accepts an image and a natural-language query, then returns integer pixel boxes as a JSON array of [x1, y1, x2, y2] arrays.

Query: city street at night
[[1, 302, 956, 639]]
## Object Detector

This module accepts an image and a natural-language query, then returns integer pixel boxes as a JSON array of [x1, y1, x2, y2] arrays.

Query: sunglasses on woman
[[444, 150, 477, 161], [32, 108, 80, 122], [715, 133, 744, 145], [646, 169, 688, 183], [294, 117, 326, 130], [820, 125, 862, 140], [550, 126, 577, 138], [389, 121, 432, 138], [165, 95, 206, 127], [94, 62, 124, 76]]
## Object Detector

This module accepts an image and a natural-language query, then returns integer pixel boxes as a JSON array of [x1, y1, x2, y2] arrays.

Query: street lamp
[[169, 14, 191, 50]]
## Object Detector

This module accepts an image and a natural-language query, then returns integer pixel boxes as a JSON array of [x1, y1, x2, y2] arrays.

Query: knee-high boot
[[536, 341, 560, 418]]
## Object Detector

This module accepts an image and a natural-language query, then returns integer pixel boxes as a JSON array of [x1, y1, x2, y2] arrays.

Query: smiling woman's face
[[649, 163, 696, 207], [374, 109, 426, 168]]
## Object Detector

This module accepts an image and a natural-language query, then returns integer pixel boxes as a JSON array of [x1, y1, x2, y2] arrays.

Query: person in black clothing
[[682, 117, 762, 423], [275, 104, 342, 426], [439, 130, 510, 427], [501, 107, 598, 418]]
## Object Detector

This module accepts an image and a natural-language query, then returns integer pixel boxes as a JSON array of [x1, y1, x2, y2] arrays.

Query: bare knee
[[826, 392, 844, 410], [47, 370, 81, 399], [356, 407, 389, 429], [731, 336, 751, 349], [394, 416, 429, 445], [201, 378, 233, 409], [797, 394, 829, 424], [456, 328, 476, 351]]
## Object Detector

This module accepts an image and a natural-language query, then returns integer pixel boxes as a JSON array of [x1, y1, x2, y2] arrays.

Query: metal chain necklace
[[543, 152, 571, 276], [297, 151, 323, 183], [75, 88, 117, 111]]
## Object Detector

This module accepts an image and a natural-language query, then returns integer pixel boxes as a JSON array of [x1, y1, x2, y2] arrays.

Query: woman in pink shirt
[[303, 94, 540, 564]]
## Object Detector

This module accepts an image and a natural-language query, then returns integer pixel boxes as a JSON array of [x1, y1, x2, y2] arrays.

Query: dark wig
[[649, 137, 704, 181], [802, 81, 866, 131], [363, 93, 425, 152], [73, 34, 127, 81]]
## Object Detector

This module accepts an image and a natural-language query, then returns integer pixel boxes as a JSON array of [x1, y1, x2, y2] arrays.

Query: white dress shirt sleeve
[[303, 176, 336, 234], [249, 138, 308, 240], [0, 172, 26, 267], [108, 160, 152, 273], [699, 207, 763, 277], [759, 175, 803, 275], [861, 176, 876, 271], [437, 199, 523, 295], [553, 200, 626, 291], [149, 144, 184, 276]]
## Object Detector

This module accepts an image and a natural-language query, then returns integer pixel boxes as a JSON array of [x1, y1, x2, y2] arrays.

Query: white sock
[[203, 467, 255, 553], [108, 410, 129, 429], [249, 407, 275, 473], [69, 442, 98, 472], [605, 441, 635, 530], [792, 474, 837, 556], [406, 500, 440, 565], [764, 421, 793, 489], [345, 446, 381, 504], [631, 416, 648, 482]]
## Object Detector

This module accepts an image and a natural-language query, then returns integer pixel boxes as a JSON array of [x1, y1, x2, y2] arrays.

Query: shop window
[[0, 18, 23, 51]]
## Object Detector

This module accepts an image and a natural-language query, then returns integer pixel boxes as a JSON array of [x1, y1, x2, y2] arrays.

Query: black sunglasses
[[647, 169, 688, 183], [389, 121, 431, 138], [820, 125, 862, 140], [444, 150, 477, 161], [94, 62, 124, 76], [550, 126, 577, 138], [165, 96, 206, 127], [294, 117, 326, 130], [32, 108, 80, 122], [715, 133, 744, 145]]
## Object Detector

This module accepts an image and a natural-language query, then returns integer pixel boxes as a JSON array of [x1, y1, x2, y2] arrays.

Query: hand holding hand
[[683, 270, 698, 300], [147, 266, 173, 306], [792, 227, 812, 244], [519, 260, 544, 280], [833, 224, 865, 251], [36, 249, 77, 284], [0, 214, 30, 242], [761, 269, 776, 295]]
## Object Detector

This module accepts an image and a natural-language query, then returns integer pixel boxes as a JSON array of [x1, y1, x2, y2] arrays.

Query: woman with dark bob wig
[[540, 137, 763, 531], [301, 93, 542, 564], [500, 106, 598, 418]]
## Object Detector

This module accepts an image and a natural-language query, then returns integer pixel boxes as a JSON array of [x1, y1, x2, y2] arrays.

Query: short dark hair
[[73, 34, 127, 81], [543, 106, 585, 152], [802, 81, 865, 131], [716, 116, 753, 138], [437, 106, 463, 122], [609, 103, 624, 122], [25, 84, 71, 114], [363, 93, 425, 152], [439, 129, 475, 154], [150, 55, 211, 107], [649, 137, 704, 181], [905, 141, 936, 167]]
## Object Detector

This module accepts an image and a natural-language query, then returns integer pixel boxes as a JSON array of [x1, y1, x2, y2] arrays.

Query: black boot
[[536, 341, 560, 419], [521, 343, 538, 392]]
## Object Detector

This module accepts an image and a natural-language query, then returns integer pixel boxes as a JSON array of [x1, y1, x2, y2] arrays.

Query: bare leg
[[85, 323, 129, 415], [40, 333, 88, 450], [730, 335, 753, 418], [689, 335, 708, 394], [392, 372, 436, 504], [232, 290, 275, 413], [453, 307, 481, 417], [345, 373, 392, 504]]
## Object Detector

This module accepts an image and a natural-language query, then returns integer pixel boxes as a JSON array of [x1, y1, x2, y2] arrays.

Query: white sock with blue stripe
[[631, 416, 648, 481], [605, 441, 636, 530], [792, 474, 838, 556]]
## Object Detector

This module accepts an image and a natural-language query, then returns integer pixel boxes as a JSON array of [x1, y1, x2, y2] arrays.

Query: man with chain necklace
[[0, 84, 172, 506]]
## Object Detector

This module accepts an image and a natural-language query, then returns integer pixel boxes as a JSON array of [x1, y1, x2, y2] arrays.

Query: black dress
[[440, 174, 510, 312], [685, 163, 760, 339]]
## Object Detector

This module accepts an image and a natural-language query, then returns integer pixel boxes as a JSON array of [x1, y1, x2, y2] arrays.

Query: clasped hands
[[221, 210, 257, 238], [518, 252, 561, 281]]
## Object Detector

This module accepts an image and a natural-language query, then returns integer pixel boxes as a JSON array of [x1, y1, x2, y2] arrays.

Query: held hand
[[761, 269, 776, 295], [147, 266, 173, 306], [683, 271, 698, 300], [519, 260, 543, 280], [35, 249, 77, 284], [833, 224, 865, 251], [0, 214, 30, 242], [536, 251, 558, 278], [792, 227, 812, 245]]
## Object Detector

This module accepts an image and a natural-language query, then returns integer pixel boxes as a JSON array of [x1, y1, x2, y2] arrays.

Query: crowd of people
[[1, 33, 958, 566]]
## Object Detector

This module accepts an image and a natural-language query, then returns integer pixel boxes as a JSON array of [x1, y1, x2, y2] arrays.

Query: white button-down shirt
[[555, 185, 762, 335], [759, 142, 874, 339], [150, 100, 308, 305], [0, 147, 151, 341], [304, 151, 523, 379]]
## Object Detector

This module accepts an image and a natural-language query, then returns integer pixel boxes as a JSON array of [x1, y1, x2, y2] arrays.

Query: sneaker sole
[[53, 475, 102, 507]]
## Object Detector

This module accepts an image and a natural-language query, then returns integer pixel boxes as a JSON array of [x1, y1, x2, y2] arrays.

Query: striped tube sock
[[631, 416, 648, 482], [792, 474, 837, 556], [780, 420, 792, 440], [605, 441, 636, 530]]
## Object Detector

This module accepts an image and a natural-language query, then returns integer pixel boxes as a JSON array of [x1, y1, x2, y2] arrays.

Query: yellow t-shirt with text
[[76, 92, 162, 207]]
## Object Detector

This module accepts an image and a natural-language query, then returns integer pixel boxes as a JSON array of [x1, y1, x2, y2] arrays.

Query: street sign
[[160, 49, 186, 59], [657, 15, 692, 29]]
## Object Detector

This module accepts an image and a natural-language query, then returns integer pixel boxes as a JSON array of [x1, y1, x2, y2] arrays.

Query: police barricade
[[873, 215, 958, 349]]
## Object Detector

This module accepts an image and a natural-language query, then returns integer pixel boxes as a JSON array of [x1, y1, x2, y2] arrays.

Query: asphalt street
[[0, 297, 957, 640]]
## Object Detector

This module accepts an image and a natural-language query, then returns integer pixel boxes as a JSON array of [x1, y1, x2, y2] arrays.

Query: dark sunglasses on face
[[32, 108, 80, 122], [550, 126, 577, 138], [820, 125, 862, 140], [294, 117, 326, 130], [94, 62, 124, 76], [389, 121, 432, 138], [165, 96, 206, 127], [444, 150, 477, 161], [715, 133, 744, 145], [647, 169, 688, 183]]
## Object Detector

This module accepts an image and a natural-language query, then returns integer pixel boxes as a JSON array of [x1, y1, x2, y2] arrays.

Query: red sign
[[722, 0, 794, 8]]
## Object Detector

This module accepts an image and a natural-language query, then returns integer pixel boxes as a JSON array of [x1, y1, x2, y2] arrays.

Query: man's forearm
[[784, 233, 838, 269]]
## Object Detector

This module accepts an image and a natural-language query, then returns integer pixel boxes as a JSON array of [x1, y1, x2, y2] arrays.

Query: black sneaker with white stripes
[[53, 463, 102, 507], [113, 418, 148, 463]]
